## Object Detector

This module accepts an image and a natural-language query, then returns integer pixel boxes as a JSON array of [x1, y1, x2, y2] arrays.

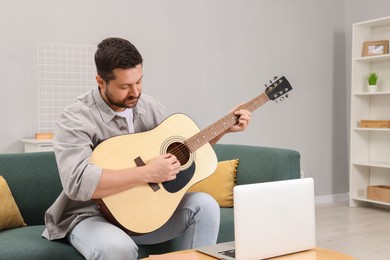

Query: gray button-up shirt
[[43, 88, 166, 240]]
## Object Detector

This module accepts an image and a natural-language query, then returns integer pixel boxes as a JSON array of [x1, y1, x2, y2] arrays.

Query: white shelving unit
[[350, 16, 390, 207]]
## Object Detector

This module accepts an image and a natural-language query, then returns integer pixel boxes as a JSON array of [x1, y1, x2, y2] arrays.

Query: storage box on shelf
[[360, 120, 390, 128], [350, 16, 390, 208], [367, 185, 390, 203]]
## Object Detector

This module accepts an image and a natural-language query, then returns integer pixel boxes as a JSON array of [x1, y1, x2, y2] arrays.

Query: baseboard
[[315, 193, 349, 204]]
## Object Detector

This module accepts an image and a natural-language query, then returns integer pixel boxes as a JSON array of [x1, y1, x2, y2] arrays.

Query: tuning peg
[[264, 83, 268, 88], [273, 76, 278, 80], [269, 80, 273, 84]]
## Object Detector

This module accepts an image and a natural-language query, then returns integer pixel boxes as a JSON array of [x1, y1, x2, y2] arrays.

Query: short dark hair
[[95, 37, 143, 83]]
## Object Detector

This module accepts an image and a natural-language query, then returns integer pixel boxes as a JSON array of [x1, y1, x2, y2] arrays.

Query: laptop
[[196, 178, 316, 260]]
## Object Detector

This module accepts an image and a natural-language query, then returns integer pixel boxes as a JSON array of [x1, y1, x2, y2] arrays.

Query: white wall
[[0, 0, 387, 197]]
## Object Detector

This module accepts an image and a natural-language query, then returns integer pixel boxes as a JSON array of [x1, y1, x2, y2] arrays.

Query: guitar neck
[[185, 93, 269, 152]]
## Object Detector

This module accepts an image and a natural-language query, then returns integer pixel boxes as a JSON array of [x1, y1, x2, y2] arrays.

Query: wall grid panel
[[37, 43, 96, 133]]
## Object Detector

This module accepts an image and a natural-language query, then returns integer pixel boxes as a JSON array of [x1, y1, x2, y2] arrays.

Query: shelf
[[353, 161, 390, 168], [353, 91, 390, 96], [354, 15, 390, 27], [354, 54, 390, 62], [353, 127, 390, 131], [352, 196, 390, 206]]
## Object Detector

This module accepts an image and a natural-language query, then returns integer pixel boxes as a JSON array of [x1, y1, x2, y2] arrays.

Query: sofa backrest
[[0, 152, 62, 226], [213, 144, 300, 185]]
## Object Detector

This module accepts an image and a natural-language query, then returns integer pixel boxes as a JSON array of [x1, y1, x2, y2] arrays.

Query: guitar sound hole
[[166, 142, 190, 166]]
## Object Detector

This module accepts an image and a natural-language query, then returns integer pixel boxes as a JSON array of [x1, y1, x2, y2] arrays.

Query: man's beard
[[105, 89, 141, 109]]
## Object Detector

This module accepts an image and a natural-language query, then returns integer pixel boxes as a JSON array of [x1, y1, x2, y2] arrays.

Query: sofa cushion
[[0, 176, 26, 230], [188, 159, 238, 207], [0, 225, 83, 259], [218, 208, 235, 243]]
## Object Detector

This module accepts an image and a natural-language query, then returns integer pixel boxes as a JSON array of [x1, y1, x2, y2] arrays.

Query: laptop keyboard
[[219, 249, 236, 258]]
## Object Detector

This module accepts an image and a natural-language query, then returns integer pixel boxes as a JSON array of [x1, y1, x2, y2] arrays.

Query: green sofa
[[0, 144, 300, 259]]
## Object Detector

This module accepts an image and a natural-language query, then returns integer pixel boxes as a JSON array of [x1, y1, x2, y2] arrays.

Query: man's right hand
[[145, 154, 180, 183]]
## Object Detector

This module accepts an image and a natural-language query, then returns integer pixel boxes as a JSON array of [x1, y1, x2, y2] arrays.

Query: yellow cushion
[[0, 176, 26, 231], [188, 159, 239, 208]]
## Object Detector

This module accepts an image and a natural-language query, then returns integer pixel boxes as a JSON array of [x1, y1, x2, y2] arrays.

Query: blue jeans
[[67, 192, 220, 259]]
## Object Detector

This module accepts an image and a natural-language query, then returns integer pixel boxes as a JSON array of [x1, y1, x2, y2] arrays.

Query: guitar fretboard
[[185, 93, 269, 152]]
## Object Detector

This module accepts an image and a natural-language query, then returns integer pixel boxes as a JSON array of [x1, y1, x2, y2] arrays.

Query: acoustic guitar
[[90, 76, 292, 235]]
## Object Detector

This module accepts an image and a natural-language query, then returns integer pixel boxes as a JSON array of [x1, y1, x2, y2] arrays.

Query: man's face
[[97, 64, 143, 112]]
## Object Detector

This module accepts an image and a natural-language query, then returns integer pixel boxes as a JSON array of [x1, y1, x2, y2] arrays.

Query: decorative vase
[[368, 85, 377, 93]]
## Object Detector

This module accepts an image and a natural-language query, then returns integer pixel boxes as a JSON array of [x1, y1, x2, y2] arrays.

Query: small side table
[[21, 139, 54, 153]]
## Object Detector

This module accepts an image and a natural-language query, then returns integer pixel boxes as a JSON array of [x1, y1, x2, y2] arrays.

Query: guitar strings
[[165, 96, 265, 163], [165, 142, 191, 164], [166, 78, 289, 163]]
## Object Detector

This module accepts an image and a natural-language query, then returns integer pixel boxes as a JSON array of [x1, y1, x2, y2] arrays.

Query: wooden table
[[143, 247, 355, 259]]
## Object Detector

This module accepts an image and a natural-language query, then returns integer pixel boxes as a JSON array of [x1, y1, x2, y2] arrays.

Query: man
[[43, 37, 251, 259]]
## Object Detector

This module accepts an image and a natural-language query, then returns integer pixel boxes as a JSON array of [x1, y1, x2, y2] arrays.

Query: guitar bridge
[[134, 156, 160, 191]]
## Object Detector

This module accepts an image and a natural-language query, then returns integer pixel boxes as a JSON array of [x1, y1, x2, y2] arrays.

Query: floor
[[316, 201, 390, 260]]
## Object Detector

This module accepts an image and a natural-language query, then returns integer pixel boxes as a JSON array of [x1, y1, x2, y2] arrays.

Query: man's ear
[[96, 75, 105, 88]]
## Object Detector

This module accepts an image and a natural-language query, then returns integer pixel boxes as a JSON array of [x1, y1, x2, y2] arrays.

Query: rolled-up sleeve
[[54, 105, 103, 201]]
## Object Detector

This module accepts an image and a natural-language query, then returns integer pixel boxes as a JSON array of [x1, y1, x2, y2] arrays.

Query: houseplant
[[367, 72, 378, 92]]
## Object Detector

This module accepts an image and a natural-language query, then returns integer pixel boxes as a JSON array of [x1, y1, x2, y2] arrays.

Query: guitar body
[[90, 113, 218, 234]]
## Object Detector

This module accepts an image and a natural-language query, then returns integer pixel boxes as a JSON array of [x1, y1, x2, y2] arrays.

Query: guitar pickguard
[[162, 162, 196, 193]]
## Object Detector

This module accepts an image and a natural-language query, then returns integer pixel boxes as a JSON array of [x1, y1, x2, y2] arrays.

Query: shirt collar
[[133, 98, 146, 119], [92, 88, 117, 123], [92, 88, 146, 122]]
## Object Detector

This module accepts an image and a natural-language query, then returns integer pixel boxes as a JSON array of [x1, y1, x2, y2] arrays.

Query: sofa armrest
[[0, 152, 61, 225], [213, 144, 300, 185]]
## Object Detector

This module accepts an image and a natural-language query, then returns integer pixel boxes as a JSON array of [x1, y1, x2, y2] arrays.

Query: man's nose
[[128, 86, 140, 97]]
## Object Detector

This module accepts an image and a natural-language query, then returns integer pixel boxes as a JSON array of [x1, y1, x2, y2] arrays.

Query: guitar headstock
[[264, 76, 292, 102]]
